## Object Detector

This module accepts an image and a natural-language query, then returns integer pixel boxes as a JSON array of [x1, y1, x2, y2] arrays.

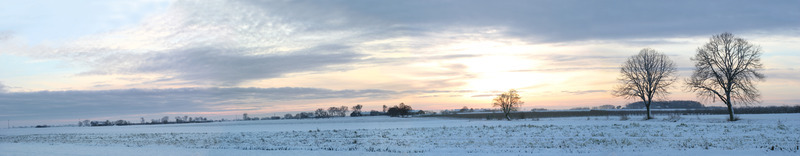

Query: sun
[[459, 55, 544, 93]]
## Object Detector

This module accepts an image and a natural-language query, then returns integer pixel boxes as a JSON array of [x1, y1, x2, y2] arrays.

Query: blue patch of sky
[[0, 0, 170, 45], [0, 54, 84, 78]]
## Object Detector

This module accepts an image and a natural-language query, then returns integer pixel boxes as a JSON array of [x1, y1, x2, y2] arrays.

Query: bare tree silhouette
[[493, 89, 524, 121], [686, 32, 765, 121], [612, 48, 677, 120], [351, 104, 363, 117]]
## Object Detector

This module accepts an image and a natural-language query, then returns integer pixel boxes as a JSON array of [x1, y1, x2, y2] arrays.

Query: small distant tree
[[612, 48, 677, 120], [115, 120, 128, 125], [284, 113, 293, 119], [140, 117, 145, 124], [301, 112, 313, 118], [327, 107, 339, 117], [315, 108, 329, 118], [351, 104, 363, 117], [387, 103, 413, 117], [460, 106, 469, 112], [493, 89, 524, 121], [686, 32, 765, 121], [339, 106, 349, 117], [161, 116, 169, 123], [382, 105, 387, 113], [387, 107, 399, 117], [398, 103, 411, 117], [369, 110, 381, 116]]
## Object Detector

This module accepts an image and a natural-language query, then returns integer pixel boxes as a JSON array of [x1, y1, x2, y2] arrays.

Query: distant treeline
[[432, 105, 800, 120], [624, 100, 705, 109], [65, 103, 421, 128], [568, 100, 715, 110], [227, 103, 422, 123], [283, 103, 418, 119], [75, 116, 213, 127]]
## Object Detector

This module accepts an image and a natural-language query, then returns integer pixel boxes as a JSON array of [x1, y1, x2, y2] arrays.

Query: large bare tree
[[686, 32, 764, 121], [612, 48, 677, 119], [493, 89, 524, 121]]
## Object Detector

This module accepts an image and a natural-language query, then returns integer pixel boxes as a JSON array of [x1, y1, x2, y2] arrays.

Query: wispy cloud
[[471, 94, 498, 98], [0, 82, 8, 93], [83, 45, 363, 85], [561, 90, 607, 95], [291, 0, 800, 42]]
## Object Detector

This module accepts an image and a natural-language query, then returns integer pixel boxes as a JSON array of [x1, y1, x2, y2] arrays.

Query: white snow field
[[1, 113, 799, 155]]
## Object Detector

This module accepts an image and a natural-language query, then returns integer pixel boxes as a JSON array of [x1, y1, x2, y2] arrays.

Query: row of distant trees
[[78, 116, 211, 127], [75, 103, 420, 128], [567, 101, 706, 110], [264, 103, 419, 120]]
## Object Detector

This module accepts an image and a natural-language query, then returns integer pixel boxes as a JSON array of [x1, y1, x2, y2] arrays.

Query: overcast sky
[[1, 0, 799, 125]]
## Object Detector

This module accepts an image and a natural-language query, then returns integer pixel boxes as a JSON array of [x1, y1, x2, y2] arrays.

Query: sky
[[1, 0, 799, 126]]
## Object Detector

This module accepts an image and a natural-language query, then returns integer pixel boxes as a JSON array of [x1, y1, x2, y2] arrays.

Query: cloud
[[0, 87, 398, 120], [83, 45, 363, 85], [511, 67, 619, 72], [561, 90, 607, 95], [7, 0, 797, 87], [471, 94, 498, 98], [0, 82, 7, 93], [301, 0, 800, 42], [0, 31, 11, 41], [4, 0, 377, 86]]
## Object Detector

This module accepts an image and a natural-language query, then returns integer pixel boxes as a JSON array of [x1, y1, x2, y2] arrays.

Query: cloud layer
[[0, 87, 397, 120], [6, 0, 797, 86], [85, 45, 363, 85]]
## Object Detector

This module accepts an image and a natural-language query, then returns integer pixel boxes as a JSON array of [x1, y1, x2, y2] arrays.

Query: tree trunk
[[726, 91, 735, 121], [645, 100, 652, 120], [505, 112, 511, 121], [726, 102, 735, 121]]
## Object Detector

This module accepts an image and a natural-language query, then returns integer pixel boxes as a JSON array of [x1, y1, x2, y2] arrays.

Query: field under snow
[[1, 113, 799, 155]]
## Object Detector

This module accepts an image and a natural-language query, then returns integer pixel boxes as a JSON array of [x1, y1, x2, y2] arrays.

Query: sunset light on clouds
[[1, 0, 798, 125]]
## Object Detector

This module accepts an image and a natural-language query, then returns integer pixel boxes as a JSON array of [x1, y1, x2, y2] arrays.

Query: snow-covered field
[[2, 114, 799, 155]]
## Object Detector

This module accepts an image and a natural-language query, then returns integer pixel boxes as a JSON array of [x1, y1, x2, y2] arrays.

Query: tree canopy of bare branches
[[686, 32, 765, 121], [493, 89, 523, 121], [612, 48, 677, 119]]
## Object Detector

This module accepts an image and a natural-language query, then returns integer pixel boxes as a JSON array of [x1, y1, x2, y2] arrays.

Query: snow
[[1, 114, 799, 155]]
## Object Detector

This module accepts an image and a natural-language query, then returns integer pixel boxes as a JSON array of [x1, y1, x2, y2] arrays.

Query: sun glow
[[460, 55, 544, 92]]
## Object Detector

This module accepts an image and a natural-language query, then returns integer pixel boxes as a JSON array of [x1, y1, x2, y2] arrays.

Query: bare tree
[[315, 108, 329, 118], [339, 106, 349, 117], [387, 103, 413, 117], [612, 48, 677, 120], [493, 89, 524, 121], [351, 104, 363, 117], [686, 32, 764, 121]]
